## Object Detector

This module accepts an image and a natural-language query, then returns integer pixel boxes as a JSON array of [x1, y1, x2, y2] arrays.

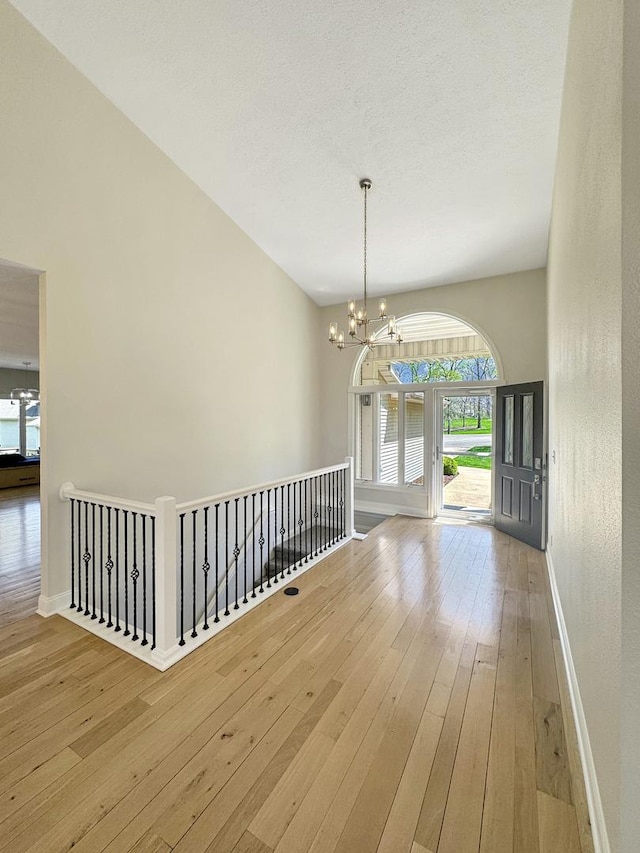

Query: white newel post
[[344, 456, 356, 538], [153, 495, 178, 662]]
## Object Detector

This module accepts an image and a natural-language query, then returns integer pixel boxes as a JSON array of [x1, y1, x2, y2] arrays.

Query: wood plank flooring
[[0, 494, 594, 852], [0, 485, 40, 626]]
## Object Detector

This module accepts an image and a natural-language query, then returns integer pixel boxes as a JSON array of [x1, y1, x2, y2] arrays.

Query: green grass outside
[[454, 454, 492, 470], [446, 418, 493, 435]]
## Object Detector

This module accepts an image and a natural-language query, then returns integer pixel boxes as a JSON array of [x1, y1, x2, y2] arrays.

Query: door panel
[[494, 382, 544, 548]]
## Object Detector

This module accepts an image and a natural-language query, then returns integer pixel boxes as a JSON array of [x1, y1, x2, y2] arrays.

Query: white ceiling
[[0, 262, 40, 370], [10, 1, 571, 306]]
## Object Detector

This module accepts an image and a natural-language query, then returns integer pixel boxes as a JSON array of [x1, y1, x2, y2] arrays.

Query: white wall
[[0, 2, 321, 598], [546, 0, 637, 848], [318, 268, 547, 465]]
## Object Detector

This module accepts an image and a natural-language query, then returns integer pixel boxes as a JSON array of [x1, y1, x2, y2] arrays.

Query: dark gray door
[[494, 382, 544, 549]]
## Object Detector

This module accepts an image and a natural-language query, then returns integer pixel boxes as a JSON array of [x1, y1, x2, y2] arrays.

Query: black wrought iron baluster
[[280, 484, 286, 580], [141, 514, 148, 645], [251, 494, 257, 599], [191, 510, 198, 638], [179, 513, 186, 646], [327, 471, 333, 550], [313, 476, 319, 557], [273, 488, 278, 585], [224, 501, 230, 616], [91, 504, 97, 618], [242, 495, 248, 604], [214, 503, 220, 623], [123, 511, 130, 636], [292, 481, 296, 572], [114, 508, 120, 631], [131, 512, 139, 641], [327, 471, 336, 548], [98, 505, 105, 623], [273, 487, 279, 584], [77, 501, 82, 612], [320, 474, 329, 552], [331, 472, 335, 547], [304, 479, 309, 563], [340, 468, 346, 538], [335, 471, 339, 542], [326, 473, 330, 550], [297, 481, 304, 568], [317, 476, 322, 553], [233, 498, 240, 610], [286, 483, 291, 575], [320, 474, 328, 553], [151, 515, 156, 650], [82, 502, 90, 616], [266, 489, 271, 588], [328, 473, 332, 550], [202, 506, 210, 631], [70, 498, 76, 609], [332, 471, 337, 545], [258, 491, 265, 594], [320, 475, 325, 553], [328, 472, 332, 546], [106, 507, 113, 628]]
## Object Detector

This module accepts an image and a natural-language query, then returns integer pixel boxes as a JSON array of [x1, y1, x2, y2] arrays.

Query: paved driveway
[[442, 433, 493, 454]]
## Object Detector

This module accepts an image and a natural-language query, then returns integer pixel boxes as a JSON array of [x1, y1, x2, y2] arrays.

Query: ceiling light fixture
[[11, 361, 39, 405], [329, 178, 403, 351]]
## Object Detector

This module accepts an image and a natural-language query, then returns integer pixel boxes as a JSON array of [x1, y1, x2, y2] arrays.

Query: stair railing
[[58, 457, 354, 669]]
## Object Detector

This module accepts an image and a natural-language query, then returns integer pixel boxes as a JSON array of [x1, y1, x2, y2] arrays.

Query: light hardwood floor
[[0, 492, 594, 853]]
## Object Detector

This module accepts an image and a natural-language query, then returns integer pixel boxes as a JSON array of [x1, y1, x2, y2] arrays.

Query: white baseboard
[[545, 550, 611, 853], [37, 590, 71, 617]]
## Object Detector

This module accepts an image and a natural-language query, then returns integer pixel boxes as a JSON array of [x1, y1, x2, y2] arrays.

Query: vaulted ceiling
[[9, 1, 571, 306]]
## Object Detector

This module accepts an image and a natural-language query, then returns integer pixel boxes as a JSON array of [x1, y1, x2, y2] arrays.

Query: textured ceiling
[[10, 1, 571, 306], [0, 262, 40, 370]]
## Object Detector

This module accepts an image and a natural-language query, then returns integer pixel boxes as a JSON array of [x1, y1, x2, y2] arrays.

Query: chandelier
[[11, 361, 39, 404], [329, 178, 403, 350]]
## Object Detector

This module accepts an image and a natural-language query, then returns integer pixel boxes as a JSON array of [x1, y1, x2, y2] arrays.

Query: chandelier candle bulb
[[329, 322, 337, 342], [379, 299, 387, 317], [349, 317, 357, 335], [348, 299, 356, 317]]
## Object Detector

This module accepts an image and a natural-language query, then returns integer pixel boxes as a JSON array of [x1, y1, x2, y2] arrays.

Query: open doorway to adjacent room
[[0, 259, 42, 626]]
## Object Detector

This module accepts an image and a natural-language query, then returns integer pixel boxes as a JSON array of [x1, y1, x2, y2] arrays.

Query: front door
[[494, 382, 544, 549]]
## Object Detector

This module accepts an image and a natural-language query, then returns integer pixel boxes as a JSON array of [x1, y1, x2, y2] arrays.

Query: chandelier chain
[[363, 180, 367, 311]]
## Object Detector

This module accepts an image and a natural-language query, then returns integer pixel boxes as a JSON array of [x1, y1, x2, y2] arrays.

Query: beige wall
[[547, 0, 631, 848], [0, 367, 40, 397], [621, 1, 640, 849], [318, 268, 547, 465], [0, 2, 321, 598]]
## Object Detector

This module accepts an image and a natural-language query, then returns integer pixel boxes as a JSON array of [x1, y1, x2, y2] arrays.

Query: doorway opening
[[438, 392, 494, 519], [0, 258, 43, 626], [349, 311, 501, 521]]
